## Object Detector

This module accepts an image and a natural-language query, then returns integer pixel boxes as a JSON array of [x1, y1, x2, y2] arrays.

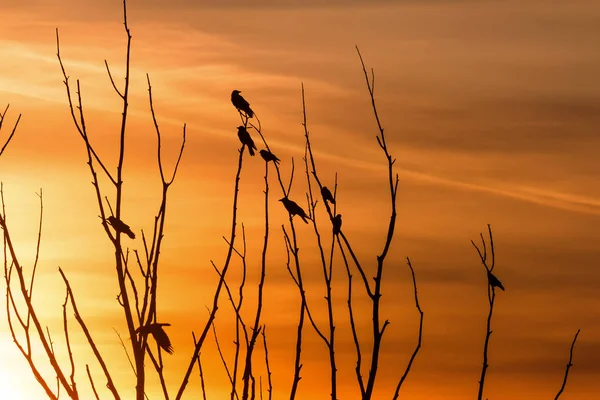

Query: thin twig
[[0, 104, 20, 157], [192, 332, 209, 400], [554, 329, 581, 400], [392, 257, 424, 399], [472, 225, 498, 400], [241, 158, 271, 400], [211, 320, 236, 394], [261, 326, 273, 400], [86, 365, 100, 400]]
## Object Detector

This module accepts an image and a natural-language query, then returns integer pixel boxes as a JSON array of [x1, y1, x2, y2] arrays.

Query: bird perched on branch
[[231, 90, 254, 118], [260, 149, 280, 164], [279, 197, 309, 224], [321, 186, 336, 205], [487, 271, 505, 291], [107, 216, 135, 239], [237, 126, 257, 156], [135, 323, 173, 354], [332, 214, 342, 235]]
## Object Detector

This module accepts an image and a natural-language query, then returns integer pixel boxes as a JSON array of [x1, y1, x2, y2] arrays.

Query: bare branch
[[62, 288, 78, 396], [554, 329, 581, 400], [392, 257, 424, 399], [0, 104, 21, 157], [86, 365, 101, 400], [301, 84, 338, 400], [192, 332, 208, 400], [211, 320, 236, 396], [261, 326, 273, 400], [355, 45, 398, 399], [472, 226, 500, 400]]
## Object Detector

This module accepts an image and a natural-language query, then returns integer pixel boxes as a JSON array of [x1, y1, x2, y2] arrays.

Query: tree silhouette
[[1, 1, 585, 400]]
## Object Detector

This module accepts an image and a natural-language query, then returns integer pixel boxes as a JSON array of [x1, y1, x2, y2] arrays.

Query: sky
[[1, 0, 599, 399]]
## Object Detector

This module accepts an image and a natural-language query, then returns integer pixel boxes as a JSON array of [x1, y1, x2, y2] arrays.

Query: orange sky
[[1, 0, 600, 399]]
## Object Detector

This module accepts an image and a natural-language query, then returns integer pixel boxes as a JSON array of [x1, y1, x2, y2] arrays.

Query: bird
[[107, 216, 135, 239], [237, 126, 257, 156], [260, 149, 280, 164], [279, 197, 309, 224], [135, 323, 173, 354], [231, 90, 254, 118], [487, 271, 505, 291], [321, 186, 336, 205], [332, 214, 342, 235]]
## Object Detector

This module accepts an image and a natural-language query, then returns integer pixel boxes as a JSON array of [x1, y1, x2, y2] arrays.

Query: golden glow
[[1, 1, 600, 399]]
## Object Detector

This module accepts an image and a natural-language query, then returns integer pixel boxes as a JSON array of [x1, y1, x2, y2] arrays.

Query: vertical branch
[[105, 3, 144, 397], [56, 1, 149, 398], [554, 329, 581, 400], [391, 257, 424, 399], [301, 83, 370, 395], [471, 225, 501, 400], [337, 233, 365, 395], [26, 190, 45, 328], [261, 326, 273, 400], [234, 229, 250, 400], [249, 95, 308, 400], [62, 289, 78, 397], [241, 159, 271, 400], [211, 321, 237, 395], [142, 74, 186, 332], [217, 227, 249, 400], [301, 87, 337, 400], [86, 365, 101, 400], [192, 333, 208, 400], [356, 46, 398, 399], [281, 224, 306, 400]]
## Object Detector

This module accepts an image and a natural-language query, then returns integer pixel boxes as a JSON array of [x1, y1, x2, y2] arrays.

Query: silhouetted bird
[[332, 214, 342, 235], [237, 126, 257, 156], [135, 323, 173, 354], [107, 216, 135, 239], [231, 90, 254, 118], [487, 271, 505, 291], [321, 186, 336, 205], [279, 197, 309, 224], [260, 149, 280, 164]]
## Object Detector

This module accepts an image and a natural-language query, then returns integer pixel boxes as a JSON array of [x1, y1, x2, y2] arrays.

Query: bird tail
[[248, 146, 255, 156], [127, 230, 136, 239], [248, 108, 254, 118], [161, 343, 174, 354], [300, 215, 309, 224]]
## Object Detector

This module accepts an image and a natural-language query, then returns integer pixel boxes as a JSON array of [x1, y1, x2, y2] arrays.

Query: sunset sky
[[1, 0, 599, 399]]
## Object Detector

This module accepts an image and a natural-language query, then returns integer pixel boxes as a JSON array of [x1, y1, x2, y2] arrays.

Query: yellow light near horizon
[[0, 382, 24, 400], [0, 352, 45, 399]]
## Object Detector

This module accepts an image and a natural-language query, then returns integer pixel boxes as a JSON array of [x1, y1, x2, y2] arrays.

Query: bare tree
[[2, 2, 587, 400]]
